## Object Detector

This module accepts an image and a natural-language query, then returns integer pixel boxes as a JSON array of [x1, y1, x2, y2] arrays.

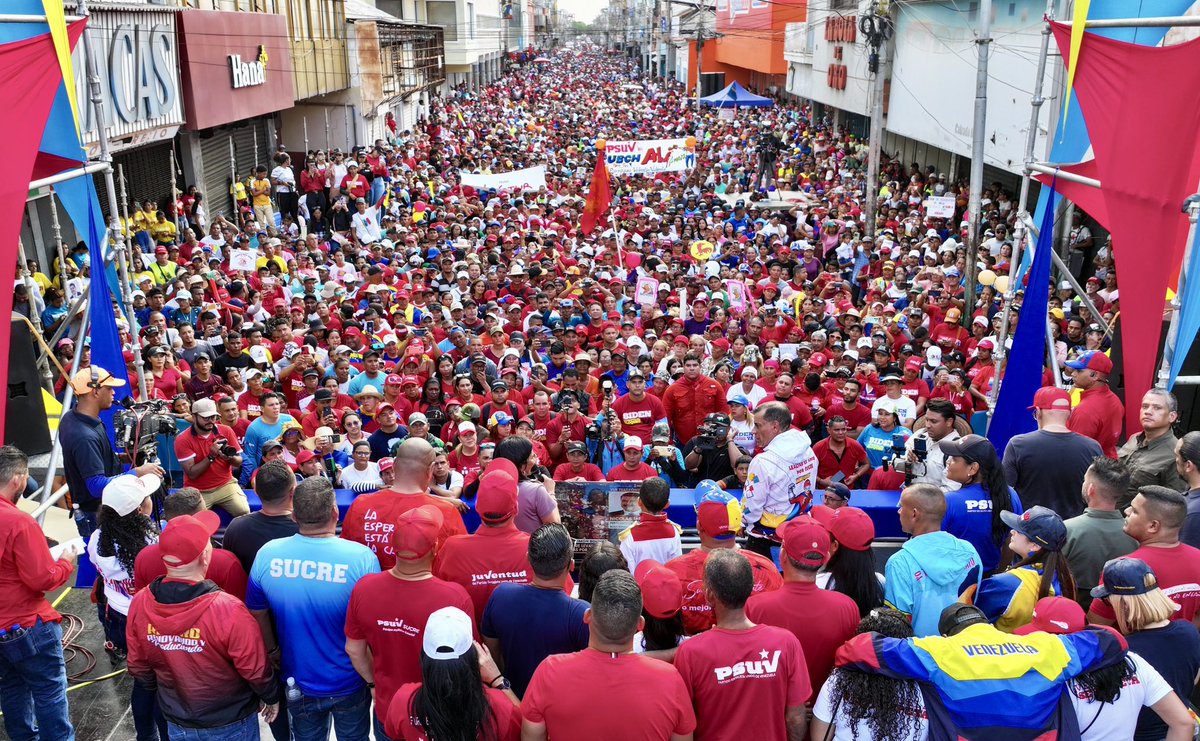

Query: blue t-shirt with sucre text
[[246, 535, 380, 697]]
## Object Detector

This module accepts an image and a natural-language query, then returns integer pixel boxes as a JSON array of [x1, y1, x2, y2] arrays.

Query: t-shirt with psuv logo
[[941, 482, 1023, 575], [674, 624, 811, 741], [246, 534, 380, 698], [344, 572, 475, 723]]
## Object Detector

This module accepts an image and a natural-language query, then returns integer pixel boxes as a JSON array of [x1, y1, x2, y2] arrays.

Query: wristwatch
[[489, 676, 511, 691]]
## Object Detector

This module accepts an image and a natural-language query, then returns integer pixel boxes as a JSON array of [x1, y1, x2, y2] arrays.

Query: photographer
[[904, 399, 961, 490], [683, 412, 740, 486], [643, 423, 688, 488], [545, 391, 590, 468], [174, 398, 248, 517], [60, 366, 164, 540]]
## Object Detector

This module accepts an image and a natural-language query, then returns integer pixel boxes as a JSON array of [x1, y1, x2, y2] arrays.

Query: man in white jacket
[[743, 402, 819, 562]]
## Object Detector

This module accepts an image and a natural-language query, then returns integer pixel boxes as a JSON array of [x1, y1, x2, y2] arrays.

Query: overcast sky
[[562, 0, 608, 25]]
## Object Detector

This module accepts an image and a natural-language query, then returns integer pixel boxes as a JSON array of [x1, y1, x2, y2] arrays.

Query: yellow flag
[[42, 0, 82, 137], [1061, 0, 1092, 132]]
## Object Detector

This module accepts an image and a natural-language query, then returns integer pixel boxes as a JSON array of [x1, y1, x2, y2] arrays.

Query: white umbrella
[[533, 57, 552, 63]]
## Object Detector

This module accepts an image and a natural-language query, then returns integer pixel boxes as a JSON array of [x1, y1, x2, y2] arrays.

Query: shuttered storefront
[[198, 120, 273, 220], [93, 141, 175, 222]]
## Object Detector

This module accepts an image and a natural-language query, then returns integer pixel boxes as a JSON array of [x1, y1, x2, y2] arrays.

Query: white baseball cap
[[623, 436, 643, 450], [423, 606, 473, 661], [102, 473, 162, 517]]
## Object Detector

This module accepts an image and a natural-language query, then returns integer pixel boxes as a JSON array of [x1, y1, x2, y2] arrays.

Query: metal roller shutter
[[94, 142, 175, 223], [201, 133, 237, 218]]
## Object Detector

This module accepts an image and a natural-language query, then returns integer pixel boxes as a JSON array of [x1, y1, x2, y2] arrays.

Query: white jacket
[[744, 428, 818, 537]]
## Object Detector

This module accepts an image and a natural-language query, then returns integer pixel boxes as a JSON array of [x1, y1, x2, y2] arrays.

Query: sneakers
[[104, 640, 127, 664]]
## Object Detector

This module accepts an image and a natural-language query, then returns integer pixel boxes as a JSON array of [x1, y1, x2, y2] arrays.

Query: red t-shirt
[[746, 581, 861, 693], [552, 462, 606, 482], [1088, 543, 1200, 623], [812, 438, 868, 483], [447, 447, 481, 481], [237, 392, 265, 421], [928, 385, 974, 418], [765, 394, 814, 431], [387, 684, 521, 741], [173, 425, 241, 490], [900, 380, 928, 405], [610, 393, 667, 440], [674, 624, 812, 740], [134, 544, 248, 601], [525, 412, 554, 444], [521, 650, 696, 738], [544, 414, 590, 467], [825, 399, 872, 432], [606, 462, 658, 482], [1068, 385, 1124, 458], [433, 525, 531, 624], [341, 490, 468, 570], [665, 548, 783, 635], [345, 572, 476, 723]]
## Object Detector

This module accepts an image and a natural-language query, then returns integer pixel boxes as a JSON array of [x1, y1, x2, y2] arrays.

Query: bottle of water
[[286, 677, 302, 703]]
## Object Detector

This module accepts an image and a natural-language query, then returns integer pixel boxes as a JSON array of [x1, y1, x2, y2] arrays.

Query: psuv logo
[[965, 499, 993, 511], [712, 650, 781, 683]]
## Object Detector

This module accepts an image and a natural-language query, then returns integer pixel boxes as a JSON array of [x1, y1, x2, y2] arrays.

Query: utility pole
[[964, 0, 993, 329], [860, 2, 893, 239], [695, 32, 704, 110]]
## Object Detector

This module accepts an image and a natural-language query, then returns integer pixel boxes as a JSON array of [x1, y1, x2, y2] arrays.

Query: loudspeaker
[[5, 319, 51, 455]]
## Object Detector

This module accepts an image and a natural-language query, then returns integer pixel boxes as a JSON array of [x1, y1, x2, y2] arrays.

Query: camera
[[886, 433, 927, 483], [693, 413, 731, 453], [601, 379, 615, 397], [219, 442, 238, 457], [113, 398, 177, 464]]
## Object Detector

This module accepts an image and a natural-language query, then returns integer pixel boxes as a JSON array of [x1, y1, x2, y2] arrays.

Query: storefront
[[175, 9, 295, 220], [23, 5, 183, 270]]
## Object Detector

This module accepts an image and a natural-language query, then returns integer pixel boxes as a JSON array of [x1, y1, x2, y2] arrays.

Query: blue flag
[[1169, 224, 1200, 388], [988, 180, 1059, 456]]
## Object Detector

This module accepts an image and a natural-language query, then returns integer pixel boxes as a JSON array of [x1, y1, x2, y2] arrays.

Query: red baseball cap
[[1028, 386, 1072, 411], [401, 375, 420, 388], [634, 560, 684, 619], [809, 352, 829, 368], [385, 374, 404, 386], [828, 507, 875, 551], [393, 505, 444, 560], [378, 457, 394, 472], [476, 468, 518, 523], [711, 338, 730, 351], [1013, 596, 1085, 635], [905, 358, 922, 371], [160, 511, 220, 567], [781, 516, 831, 566]]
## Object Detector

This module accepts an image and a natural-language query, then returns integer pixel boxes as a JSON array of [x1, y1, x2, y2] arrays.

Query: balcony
[[783, 20, 811, 63]]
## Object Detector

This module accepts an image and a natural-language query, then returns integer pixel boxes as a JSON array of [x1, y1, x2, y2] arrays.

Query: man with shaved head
[[341, 438, 467, 569]]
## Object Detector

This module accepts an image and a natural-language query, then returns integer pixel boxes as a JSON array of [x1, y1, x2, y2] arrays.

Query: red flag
[[580, 151, 612, 235]]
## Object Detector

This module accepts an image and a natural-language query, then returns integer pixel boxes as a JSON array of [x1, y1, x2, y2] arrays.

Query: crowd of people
[[4, 45, 1200, 741]]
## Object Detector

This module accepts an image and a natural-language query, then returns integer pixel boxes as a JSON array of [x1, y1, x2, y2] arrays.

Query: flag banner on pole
[[1170, 228, 1200, 389], [988, 180, 1059, 457], [0, 27, 87, 432], [1049, 22, 1200, 434], [580, 153, 612, 235], [604, 138, 696, 176]]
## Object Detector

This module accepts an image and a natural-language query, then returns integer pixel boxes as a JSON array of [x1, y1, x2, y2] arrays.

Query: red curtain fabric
[[1050, 21, 1200, 433], [1033, 159, 1109, 228], [0, 26, 84, 432]]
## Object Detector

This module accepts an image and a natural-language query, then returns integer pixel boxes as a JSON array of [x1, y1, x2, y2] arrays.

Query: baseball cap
[[423, 606, 474, 661], [809, 352, 829, 368], [295, 449, 318, 466], [1065, 349, 1113, 374], [408, 412, 429, 426], [191, 398, 218, 418], [1013, 597, 1086, 636], [393, 505, 444, 560], [728, 394, 753, 410], [828, 506, 874, 551], [781, 516, 831, 566], [385, 373, 404, 386], [938, 603, 987, 636], [102, 473, 161, 517], [1000, 505, 1067, 551], [476, 466, 519, 523], [634, 560, 684, 619], [314, 388, 334, 402], [160, 510, 220, 566], [939, 434, 996, 465], [566, 441, 588, 455], [623, 435, 643, 450], [1028, 386, 1072, 411], [1091, 557, 1159, 600], [976, 339, 995, 350], [70, 366, 126, 396], [378, 457, 394, 472], [458, 420, 476, 434], [695, 481, 742, 539]]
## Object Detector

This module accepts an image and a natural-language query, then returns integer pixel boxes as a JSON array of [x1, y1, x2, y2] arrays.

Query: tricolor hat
[[694, 480, 742, 539]]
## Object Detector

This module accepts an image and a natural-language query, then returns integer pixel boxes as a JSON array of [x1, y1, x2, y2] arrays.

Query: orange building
[[714, 0, 807, 93]]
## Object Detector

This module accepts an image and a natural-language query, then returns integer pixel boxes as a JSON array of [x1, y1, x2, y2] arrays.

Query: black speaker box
[[6, 319, 51, 455]]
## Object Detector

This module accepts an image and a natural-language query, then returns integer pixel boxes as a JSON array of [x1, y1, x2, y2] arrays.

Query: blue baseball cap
[[1091, 557, 1158, 600], [1000, 505, 1067, 551]]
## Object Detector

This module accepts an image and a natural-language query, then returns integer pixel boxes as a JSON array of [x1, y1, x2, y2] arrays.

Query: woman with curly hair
[[87, 474, 166, 741], [811, 609, 928, 741]]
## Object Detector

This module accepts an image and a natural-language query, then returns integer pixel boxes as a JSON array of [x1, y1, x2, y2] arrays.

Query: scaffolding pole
[[1158, 192, 1200, 388]]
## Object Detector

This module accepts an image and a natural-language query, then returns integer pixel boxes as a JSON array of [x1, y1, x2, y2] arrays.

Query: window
[[427, 1, 458, 42], [468, 2, 476, 38]]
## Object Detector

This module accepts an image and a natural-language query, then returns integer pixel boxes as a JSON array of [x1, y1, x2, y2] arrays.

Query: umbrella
[[533, 57, 552, 63]]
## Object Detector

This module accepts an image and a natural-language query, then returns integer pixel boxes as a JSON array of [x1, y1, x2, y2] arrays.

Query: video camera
[[693, 413, 731, 453], [884, 433, 927, 484], [113, 398, 177, 465]]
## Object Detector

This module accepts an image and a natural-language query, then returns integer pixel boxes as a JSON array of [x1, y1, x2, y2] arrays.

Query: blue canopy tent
[[700, 81, 774, 108]]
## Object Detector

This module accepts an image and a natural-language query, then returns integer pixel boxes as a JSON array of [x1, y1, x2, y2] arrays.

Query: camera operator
[[60, 366, 163, 540], [683, 412, 739, 486], [743, 402, 819, 560], [174, 398, 248, 517], [546, 390, 590, 468], [903, 399, 962, 489]]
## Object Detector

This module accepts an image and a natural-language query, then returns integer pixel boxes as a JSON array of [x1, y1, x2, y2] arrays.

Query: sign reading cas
[[605, 138, 696, 176]]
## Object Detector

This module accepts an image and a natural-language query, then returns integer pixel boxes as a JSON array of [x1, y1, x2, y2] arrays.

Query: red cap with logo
[[393, 505, 444, 560], [781, 516, 831, 566], [1013, 596, 1085, 635]]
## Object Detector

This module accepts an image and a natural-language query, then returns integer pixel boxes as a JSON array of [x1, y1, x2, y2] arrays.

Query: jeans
[[166, 714, 258, 741], [289, 685, 371, 741], [369, 177, 386, 205], [744, 533, 782, 571], [373, 713, 399, 741], [102, 606, 169, 741], [0, 619, 75, 741]]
